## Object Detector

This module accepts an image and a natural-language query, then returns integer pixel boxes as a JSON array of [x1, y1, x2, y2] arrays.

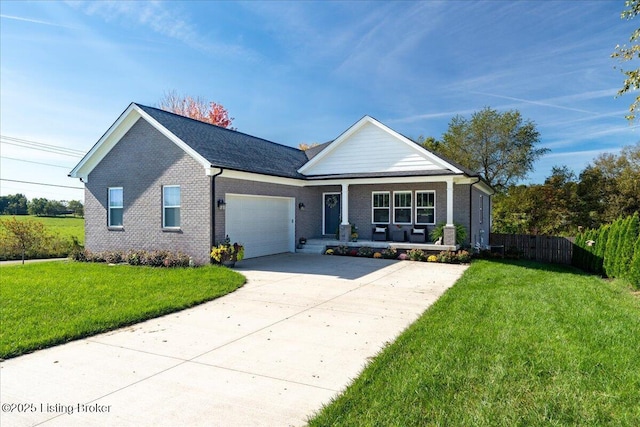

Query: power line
[[0, 135, 85, 158], [0, 156, 73, 169], [0, 178, 83, 190], [0, 135, 86, 154], [1, 141, 84, 158]]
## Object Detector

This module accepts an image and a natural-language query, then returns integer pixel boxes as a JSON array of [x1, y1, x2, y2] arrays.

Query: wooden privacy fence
[[489, 233, 575, 265]]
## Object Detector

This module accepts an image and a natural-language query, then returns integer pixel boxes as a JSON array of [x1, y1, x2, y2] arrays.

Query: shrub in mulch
[[71, 248, 191, 267], [323, 245, 472, 264]]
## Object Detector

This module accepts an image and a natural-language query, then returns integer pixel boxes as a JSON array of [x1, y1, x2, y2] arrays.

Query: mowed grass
[[308, 260, 640, 426], [0, 262, 245, 359], [3, 215, 85, 244]]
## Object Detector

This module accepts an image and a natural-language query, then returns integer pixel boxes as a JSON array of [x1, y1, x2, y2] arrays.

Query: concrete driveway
[[0, 254, 467, 427]]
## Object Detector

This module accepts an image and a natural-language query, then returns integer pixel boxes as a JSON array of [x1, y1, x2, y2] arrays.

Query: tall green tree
[[0, 194, 28, 215], [629, 232, 640, 287], [67, 200, 84, 217], [619, 213, 639, 280], [27, 198, 48, 216], [612, 0, 640, 121], [440, 107, 547, 191], [492, 166, 579, 235], [587, 143, 640, 223]]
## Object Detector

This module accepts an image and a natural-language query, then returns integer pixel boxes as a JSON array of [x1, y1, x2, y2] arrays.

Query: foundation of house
[[295, 238, 459, 254]]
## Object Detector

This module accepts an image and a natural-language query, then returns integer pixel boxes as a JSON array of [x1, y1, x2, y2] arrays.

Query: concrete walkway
[[0, 257, 68, 266], [0, 254, 467, 427]]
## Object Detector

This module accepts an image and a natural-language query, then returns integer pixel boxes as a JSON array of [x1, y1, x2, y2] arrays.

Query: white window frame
[[415, 191, 436, 225], [108, 187, 123, 228], [162, 185, 181, 229], [479, 194, 484, 224], [371, 191, 390, 224], [393, 191, 412, 225]]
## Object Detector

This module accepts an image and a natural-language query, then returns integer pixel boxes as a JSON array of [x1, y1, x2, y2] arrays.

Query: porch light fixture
[[217, 199, 226, 210], [298, 202, 305, 211]]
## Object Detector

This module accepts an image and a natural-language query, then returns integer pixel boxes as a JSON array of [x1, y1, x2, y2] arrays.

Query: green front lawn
[[308, 260, 640, 426], [0, 262, 245, 359]]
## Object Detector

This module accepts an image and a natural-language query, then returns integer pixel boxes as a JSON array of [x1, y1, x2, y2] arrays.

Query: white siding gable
[[300, 118, 457, 176]]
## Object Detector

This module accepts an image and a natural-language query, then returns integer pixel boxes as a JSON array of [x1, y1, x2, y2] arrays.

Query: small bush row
[[325, 246, 471, 264], [71, 248, 192, 268]]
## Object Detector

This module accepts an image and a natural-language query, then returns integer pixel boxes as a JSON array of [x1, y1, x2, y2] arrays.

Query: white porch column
[[446, 178, 454, 226], [341, 183, 349, 225], [339, 183, 351, 242], [444, 178, 456, 246]]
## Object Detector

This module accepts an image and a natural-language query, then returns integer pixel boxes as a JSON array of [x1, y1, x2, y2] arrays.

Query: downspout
[[210, 167, 224, 258], [469, 176, 481, 247]]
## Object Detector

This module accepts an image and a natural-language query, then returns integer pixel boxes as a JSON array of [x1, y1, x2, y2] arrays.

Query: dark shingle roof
[[137, 104, 308, 179], [135, 104, 485, 185], [303, 141, 332, 160]]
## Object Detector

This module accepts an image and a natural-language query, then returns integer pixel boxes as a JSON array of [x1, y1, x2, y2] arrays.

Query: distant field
[[1, 215, 84, 244]]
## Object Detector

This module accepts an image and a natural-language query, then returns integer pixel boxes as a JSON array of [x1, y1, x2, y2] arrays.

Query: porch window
[[108, 187, 123, 227], [416, 191, 435, 225], [163, 185, 181, 228], [372, 192, 390, 223], [393, 191, 412, 224]]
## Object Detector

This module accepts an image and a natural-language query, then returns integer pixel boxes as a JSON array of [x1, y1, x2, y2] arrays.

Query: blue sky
[[1, 0, 637, 202]]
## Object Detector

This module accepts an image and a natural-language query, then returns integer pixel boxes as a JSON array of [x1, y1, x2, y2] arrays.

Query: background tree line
[[492, 142, 640, 236], [417, 106, 639, 237], [0, 194, 84, 217]]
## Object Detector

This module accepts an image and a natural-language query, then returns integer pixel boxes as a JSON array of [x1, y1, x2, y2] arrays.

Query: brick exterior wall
[[84, 118, 212, 265], [470, 186, 491, 248], [345, 182, 471, 242], [453, 183, 471, 244], [213, 178, 337, 244]]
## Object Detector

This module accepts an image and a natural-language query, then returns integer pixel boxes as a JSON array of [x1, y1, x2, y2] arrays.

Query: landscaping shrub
[[381, 247, 397, 259], [604, 217, 622, 277], [619, 213, 638, 280], [427, 255, 438, 262], [456, 250, 471, 263], [408, 248, 426, 261], [357, 246, 374, 257], [437, 251, 457, 263], [629, 233, 640, 286], [333, 245, 349, 256], [72, 249, 191, 268], [574, 214, 640, 287], [594, 225, 609, 275], [397, 253, 409, 260], [373, 252, 382, 259], [325, 248, 334, 255]]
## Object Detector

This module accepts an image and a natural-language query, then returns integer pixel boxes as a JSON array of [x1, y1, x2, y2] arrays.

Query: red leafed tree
[[159, 90, 234, 129]]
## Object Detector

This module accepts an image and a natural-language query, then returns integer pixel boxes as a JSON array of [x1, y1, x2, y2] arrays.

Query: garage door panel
[[226, 195, 294, 259]]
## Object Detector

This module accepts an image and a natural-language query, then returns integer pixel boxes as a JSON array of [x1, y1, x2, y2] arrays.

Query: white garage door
[[225, 194, 295, 259]]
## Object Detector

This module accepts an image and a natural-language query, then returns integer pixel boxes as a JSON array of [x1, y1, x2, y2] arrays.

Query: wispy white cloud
[[0, 13, 79, 29], [469, 91, 600, 115], [544, 147, 624, 159], [387, 109, 478, 124], [67, 1, 259, 60]]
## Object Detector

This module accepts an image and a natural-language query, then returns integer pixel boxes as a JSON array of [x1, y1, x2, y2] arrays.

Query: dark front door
[[324, 193, 341, 235]]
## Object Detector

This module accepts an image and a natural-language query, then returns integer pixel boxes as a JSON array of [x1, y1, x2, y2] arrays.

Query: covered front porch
[[317, 179, 460, 246]]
